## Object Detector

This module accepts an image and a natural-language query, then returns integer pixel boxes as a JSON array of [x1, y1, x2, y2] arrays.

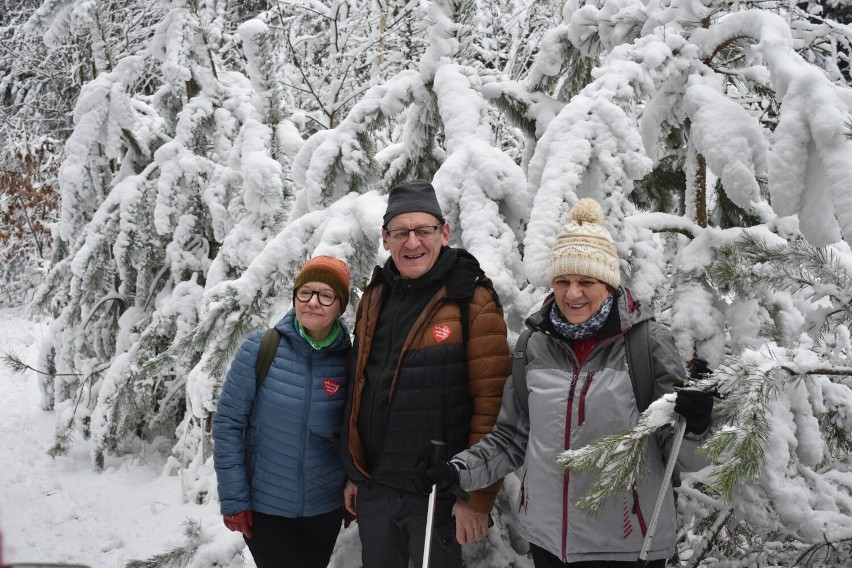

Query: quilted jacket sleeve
[[212, 331, 262, 515], [463, 284, 511, 512]]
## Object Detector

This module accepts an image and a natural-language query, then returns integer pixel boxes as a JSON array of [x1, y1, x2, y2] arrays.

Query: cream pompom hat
[[548, 198, 621, 288]]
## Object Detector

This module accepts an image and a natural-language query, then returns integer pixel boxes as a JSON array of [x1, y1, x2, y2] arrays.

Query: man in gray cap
[[340, 179, 511, 567]]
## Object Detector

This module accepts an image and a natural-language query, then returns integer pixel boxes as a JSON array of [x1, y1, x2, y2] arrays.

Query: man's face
[[382, 212, 450, 279]]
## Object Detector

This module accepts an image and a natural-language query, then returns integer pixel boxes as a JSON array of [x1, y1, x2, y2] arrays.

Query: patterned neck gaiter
[[549, 295, 614, 340]]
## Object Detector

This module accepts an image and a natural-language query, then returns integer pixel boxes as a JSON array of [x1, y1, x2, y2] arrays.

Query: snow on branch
[[431, 63, 527, 310], [525, 91, 652, 286], [682, 77, 768, 214], [292, 70, 427, 215], [693, 10, 852, 245], [183, 190, 386, 382]]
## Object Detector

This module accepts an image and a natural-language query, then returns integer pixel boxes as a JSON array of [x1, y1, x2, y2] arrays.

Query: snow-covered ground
[[0, 307, 237, 566], [0, 307, 366, 567]]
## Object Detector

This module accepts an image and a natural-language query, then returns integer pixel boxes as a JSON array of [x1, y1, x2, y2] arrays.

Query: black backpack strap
[[625, 319, 654, 412], [255, 328, 282, 392], [460, 277, 500, 345], [512, 327, 533, 409], [460, 300, 470, 347]]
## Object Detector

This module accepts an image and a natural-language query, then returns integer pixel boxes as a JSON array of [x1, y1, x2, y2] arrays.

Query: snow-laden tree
[[10, 0, 852, 565], [269, 0, 429, 134], [27, 2, 302, 476], [542, 0, 852, 564]]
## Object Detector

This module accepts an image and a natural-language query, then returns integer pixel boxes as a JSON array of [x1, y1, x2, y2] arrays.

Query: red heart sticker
[[432, 324, 452, 343], [323, 378, 340, 396]]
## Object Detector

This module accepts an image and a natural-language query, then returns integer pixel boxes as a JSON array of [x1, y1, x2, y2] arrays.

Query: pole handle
[[429, 439, 446, 466]]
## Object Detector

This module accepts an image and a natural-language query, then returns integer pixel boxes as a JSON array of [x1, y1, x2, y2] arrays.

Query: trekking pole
[[639, 420, 687, 563], [422, 440, 446, 568]]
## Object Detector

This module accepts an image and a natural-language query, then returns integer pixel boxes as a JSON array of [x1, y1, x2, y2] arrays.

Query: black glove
[[674, 387, 714, 434], [413, 459, 459, 493]]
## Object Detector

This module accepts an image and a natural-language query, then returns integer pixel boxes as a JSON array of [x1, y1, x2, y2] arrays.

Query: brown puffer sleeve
[[464, 282, 511, 512]]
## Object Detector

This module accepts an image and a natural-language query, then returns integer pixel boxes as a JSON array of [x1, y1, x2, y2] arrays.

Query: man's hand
[[344, 480, 358, 517], [452, 501, 489, 544], [223, 510, 253, 538]]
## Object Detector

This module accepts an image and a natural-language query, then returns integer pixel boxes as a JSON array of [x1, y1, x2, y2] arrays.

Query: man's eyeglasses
[[295, 287, 338, 306], [384, 224, 443, 243]]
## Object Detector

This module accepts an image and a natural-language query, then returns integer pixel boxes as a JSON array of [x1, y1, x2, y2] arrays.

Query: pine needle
[[125, 519, 202, 568], [558, 396, 679, 514]]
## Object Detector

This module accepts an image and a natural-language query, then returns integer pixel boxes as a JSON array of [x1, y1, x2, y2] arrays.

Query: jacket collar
[[368, 247, 486, 300], [526, 287, 654, 339]]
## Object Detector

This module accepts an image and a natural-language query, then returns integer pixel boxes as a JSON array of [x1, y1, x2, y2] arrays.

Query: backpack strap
[[460, 277, 500, 346], [625, 319, 654, 412], [511, 319, 655, 413], [255, 328, 282, 393], [512, 327, 534, 409], [625, 318, 682, 489]]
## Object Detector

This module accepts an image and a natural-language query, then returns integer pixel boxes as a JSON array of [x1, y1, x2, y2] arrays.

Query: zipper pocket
[[631, 483, 648, 537]]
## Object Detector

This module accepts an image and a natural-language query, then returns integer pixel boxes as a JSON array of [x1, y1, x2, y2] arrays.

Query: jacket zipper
[[631, 483, 648, 537], [562, 368, 580, 562], [578, 371, 595, 427], [369, 293, 449, 486], [299, 351, 314, 515]]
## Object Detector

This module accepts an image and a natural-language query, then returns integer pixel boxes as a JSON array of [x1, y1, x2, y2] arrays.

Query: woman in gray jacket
[[415, 198, 714, 567]]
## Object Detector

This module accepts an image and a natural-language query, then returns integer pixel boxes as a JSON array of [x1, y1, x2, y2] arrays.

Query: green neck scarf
[[295, 318, 340, 350]]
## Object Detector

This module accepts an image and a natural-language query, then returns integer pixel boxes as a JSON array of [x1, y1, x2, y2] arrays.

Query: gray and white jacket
[[453, 289, 709, 563]]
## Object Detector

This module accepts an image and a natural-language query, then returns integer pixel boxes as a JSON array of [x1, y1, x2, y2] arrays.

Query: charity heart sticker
[[432, 324, 452, 343], [323, 378, 340, 396]]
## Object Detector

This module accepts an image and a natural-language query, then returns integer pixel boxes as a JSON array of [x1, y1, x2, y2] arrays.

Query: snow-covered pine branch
[[557, 392, 683, 515]]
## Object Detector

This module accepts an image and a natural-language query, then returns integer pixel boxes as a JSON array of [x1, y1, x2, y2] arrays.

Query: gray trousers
[[356, 485, 462, 568]]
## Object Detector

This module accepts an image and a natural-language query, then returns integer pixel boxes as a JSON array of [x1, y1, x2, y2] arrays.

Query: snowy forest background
[[2, 0, 852, 565]]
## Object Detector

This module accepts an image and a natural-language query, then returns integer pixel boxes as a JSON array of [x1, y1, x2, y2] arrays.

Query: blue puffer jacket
[[213, 309, 351, 518]]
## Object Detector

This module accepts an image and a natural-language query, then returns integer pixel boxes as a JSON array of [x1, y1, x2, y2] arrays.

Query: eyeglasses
[[295, 287, 338, 306], [384, 224, 443, 243]]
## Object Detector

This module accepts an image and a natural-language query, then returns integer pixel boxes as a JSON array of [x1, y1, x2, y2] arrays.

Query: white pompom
[[570, 198, 604, 225]]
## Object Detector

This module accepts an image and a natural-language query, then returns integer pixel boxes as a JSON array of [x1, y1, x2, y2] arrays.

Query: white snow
[[0, 307, 369, 567]]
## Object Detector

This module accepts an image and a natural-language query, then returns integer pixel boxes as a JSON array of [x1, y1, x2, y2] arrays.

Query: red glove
[[223, 510, 253, 538]]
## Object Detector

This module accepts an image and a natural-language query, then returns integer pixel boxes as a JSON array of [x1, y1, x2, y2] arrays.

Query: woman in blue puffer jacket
[[213, 256, 352, 568]]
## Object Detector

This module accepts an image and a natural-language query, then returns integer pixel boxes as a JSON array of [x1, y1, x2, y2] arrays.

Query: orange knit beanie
[[293, 256, 351, 311]]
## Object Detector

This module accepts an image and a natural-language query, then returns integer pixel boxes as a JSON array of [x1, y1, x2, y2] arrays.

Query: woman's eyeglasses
[[384, 224, 443, 243], [295, 287, 338, 306]]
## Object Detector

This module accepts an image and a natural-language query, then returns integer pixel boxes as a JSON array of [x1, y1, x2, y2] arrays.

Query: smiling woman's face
[[552, 274, 613, 324]]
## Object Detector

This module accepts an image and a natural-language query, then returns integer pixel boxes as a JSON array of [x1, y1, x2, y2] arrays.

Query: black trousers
[[529, 543, 667, 568], [355, 486, 462, 568], [244, 508, 343, 568]]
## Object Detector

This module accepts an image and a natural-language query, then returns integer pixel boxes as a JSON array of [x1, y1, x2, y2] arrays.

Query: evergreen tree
[[6, 0, 852, 564]]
